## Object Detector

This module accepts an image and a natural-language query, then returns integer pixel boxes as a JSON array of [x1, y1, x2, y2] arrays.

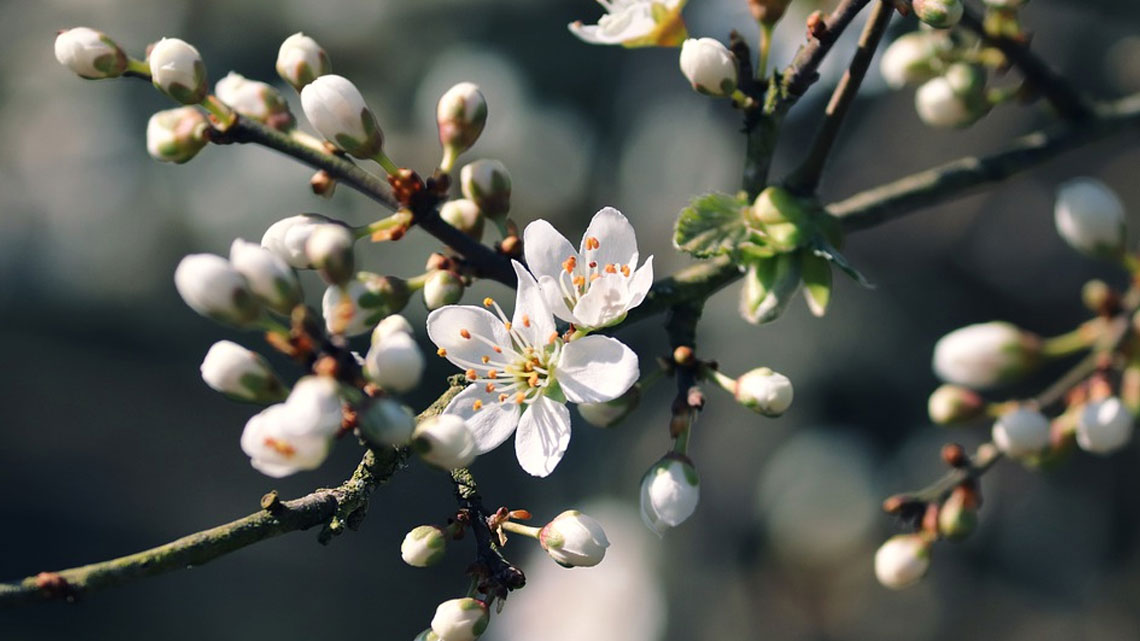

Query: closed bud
[[679, 38, 738, 97], [992, 406, 1051, 457], [430, 598, 489, 641], [365, 332, 425, 393], [357, 398, 416, 446], [1054, 178, 1126, 258], [437, 82, 487, 171], [414, 630, 441, 641], [229, 239, 301, 314], [276, 32, 331, 91], [261, 213, 344, 269], [401, 525, 448, 568], [284, 376, 345, 438], [149, 37, 207, 104], [372, 314, 414, 345], [423, 270, 465, 310], [640, 455, 700, 536], [747, 186, 813, 250], [200, 340, 287, 403], [412, 415, 478, 470], [174, 254, 260, 326], [1076, 396, 1134, 455], [305, 223, 356, 286], [932, 321, 1040, 389], [735, 367, 794, 416], [874, 534, 931, 589], [880, 32, 942, 89], [539, 510, 610, 568], [577, 384, 640, 428], [915, 63, 989, 128], [740, 253, 802, 324], [927, 384, 985, 424], [460, 160, 511, 219], [322, 273, 411, 337], [439, 199, 485, 241], [938, 485, 979, 541], [55, 27, 128, 79], [300, 74, 383, 159], [146, 106, 209, 164], [913, 0, 964, 29], [215, 72, 294, 128], [240, 403, 332, 477]]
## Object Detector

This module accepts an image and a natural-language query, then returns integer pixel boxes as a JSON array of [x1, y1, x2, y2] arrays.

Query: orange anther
[[472, 400, 483, 411], [483, 297, 494, 307], [485, 383, 496, 393], [482, 355, 490, 364], [515, 392, 526, 404], [487, 370, 498, 379], [465, 369, 477, 380], [604, 263, 617, 274], [460, 329, 471, 339], [621, 265, 631, 277], [263, 437, 296, 458], [437, 348, 448, 357], [522, 315, 531, 328]]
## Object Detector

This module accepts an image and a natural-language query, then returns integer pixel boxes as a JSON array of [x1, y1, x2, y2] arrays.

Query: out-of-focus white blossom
[[639, 455, 700, 536], [679, 38, 738, 97], [305, 223, 356, 286], [992, 406, 1051, 457], [146, 106, 209, 164], [174, 254, 260, 326], [364, 331, 425, 393], [240, 403, 332, 477], [229, 239, 301, 314], [1054, 178, 1127, 258], [1077, 397, 1134, 455], [412, 415, 478, 470], [932, 321, 1039, 389], [322, 272, 410, 336], [200, 340, 287, 403], [915, 64, 988, 128], [357, 398, 416, 446], [260, 213, 343, 269], [300, 74, 384, 159], [430, 598, 489, 641], [215, 72, 293, 128], [569, 0, 688, 48], [874, 534, 931, 589], [913, 0, 963, 28]]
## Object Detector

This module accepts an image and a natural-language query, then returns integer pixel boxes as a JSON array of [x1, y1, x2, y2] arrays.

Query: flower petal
[[556, 334, 639, 403], [427, 305, 512, 371], [538, 274, 580, 325], [514, 395, 571, 477], [581, 207, 638, 269], [626, 255, 654, 309], [569, 6, 657, 45], [443, 384, 522, 453], [523, 219, 578, 281], [511, 260, 557, 347], [570, 274, 631, 329]]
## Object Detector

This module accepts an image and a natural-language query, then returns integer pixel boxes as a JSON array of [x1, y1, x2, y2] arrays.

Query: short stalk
[[201, 95, 237, 131], [256, 315, 291, 337], [405, 272, 432, 291], [1041, 325, 1096, 358], [355, 211, 414, 240], [672, 425, 691, 455], [373, 150, 400, 176], [500, 521, 542, 539], [703, 366, 737, 394], [440, 147, 458, 174], [568, 328, 591, 341], [757, 22, 774, 80], [124, 57, 151, 78]]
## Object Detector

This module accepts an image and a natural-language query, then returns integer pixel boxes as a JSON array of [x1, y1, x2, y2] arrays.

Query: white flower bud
[[538, 510, 610, 568], [577, 384, 640, 428], [365, 332, 425, 393], [371, 314, 414, 345], [460, 160, 511, 219], [240, 403, 332, 477], [200, 340, 287, 403], [300, 74, 383, 159], [439, 199, 485, 241], [149, 37, 207, 104], [430, 598, 489, 641], [932, 321, 1039, 389], [146, 106, 209, 164], [229, 239, 301, 314], [260, 213, 343, 269], [874, 534, 931, 589], [357, 398, 416, 446], [305, 223, 356, 286], [679, 38, 738, 97], [401, 525, 448, 568], [423, 270, 465, 311], [880, 32, 940, 89], [275, 32, 331, 91], [992, 406, 1051, 457], [284, 376, 344, 438], [1077, 397, 1134, 455], [734, 367, 794, 416], [927, 384, 985, 425], [322, 273, 411, 337], [215, 72, 294, 128], [913, 0, 963, 28], [173, 254, 260, 325], [915, 63, 988, 128], [414, 630, 441, 641], [55, 27, 127, 79], [437, 82, 487, 170], [413, 415, 478, 470], [1054, 178, 1126, 258], [639, 455, 700, 536]]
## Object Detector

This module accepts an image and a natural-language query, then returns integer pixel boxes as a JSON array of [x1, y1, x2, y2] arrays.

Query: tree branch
[[450, 468, 525, 600], [782, 0, 875, 99]]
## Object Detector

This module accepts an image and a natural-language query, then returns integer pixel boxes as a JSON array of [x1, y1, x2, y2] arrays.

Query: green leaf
[[811, 240, 873, 289], [800, 252, 832, 317], [739, 253, 801, 325], [674, 192, 751, 258]]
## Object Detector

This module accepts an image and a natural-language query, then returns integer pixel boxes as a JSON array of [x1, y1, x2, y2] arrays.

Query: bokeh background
[[3, 0, 1140, 639]]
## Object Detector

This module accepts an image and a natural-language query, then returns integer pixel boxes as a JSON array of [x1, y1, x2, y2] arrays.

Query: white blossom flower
[[54, 27, 127, 79], [240, 403, 333, 478], [569, 0, 689, 48], [874, 534, 931, 589], [300, 74, 384, 159], [460, 160, 511, 219], [322, 273, 410, 337], [285, 376, 345, 437], [539, 510, 610, 568], [1054, 178, 1126, 257], [229, 239, 301, 314], [402, 525, 448, 568], [430, 598, 489, 641], [523, 207, 653, 330], [423, 270, 465, 310], [679, 38, 738, 96], [992, 406, 1051, 457], [365, 331, 425, 393], [173, 254, 261, 325], [305, 223, 356, 285], [149, 37, 207, 104], [1076, 397, 1134, 455], [639, 455, 700, 536], [440, 199, 484, 240], [214, 72, 293, 126], [427, 261, 639, 477], [200, 340, 286, 403], [413, 415, 479, 470], [275, 32, 330, 91], [260, 213, 342, 269], [146, 106, 209, 164]]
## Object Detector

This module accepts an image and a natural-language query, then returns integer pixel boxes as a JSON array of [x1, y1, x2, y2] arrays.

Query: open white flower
[[239, 403, 333, 478], [569, 0, 688, 48], [427, 261, 639, 477], [523, 207, 653, 330]]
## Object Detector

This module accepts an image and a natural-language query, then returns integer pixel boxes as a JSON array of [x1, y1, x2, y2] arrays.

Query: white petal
[[581, 207, 638, 269], [556, 335, 639, 403], [443, 384, 521, 453], [523, 219, 579, 281], [427, 305, 512, 371], [513, 395, 572, 477], [626, 255, 654, 309], [538, 274, 580, 325], [511, 261, 557, 347], [570, 7, 657, 45], [571, 275, 633, 328]]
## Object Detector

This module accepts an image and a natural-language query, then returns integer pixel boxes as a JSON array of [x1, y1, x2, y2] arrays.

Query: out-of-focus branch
[[782, 0, 874, 98], [450, 468, 525, 600]]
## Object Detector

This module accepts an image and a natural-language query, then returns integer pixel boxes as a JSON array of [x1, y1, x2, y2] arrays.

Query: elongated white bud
[[300, 74, 383, 159], [992, 406, 1050, 457], [149, 37, 207, 104], [932, 321, 1039, 389], [679, 38, 738, 97], [275, 32, 330, 91], [874, 534, 931, 589], [640, 455, 700, 536], [412, 415, 478, 470], [229, 239, 301, 314], [55, 27, 128, 79], [260, 213, 343, 269], [1054, 178, 1126, 258], [305, 223, 356, 286], [357, 398, 416, 446], [927, 384, 985, 425], [365, 332, 425, 393], [215, 72, 294, 128], [460, 160, 511, 219], [430, 598, 489, 641], [538, 510, 610, 568], [401, 525, 448, 568], [174, 254, 260, 326], [437, 82, 487, 171], [146, 107, 209, 164], [200, 340, 287, 403]]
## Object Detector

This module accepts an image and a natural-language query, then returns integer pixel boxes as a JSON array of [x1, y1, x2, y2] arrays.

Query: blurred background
[[3, 0, 1140, 639]]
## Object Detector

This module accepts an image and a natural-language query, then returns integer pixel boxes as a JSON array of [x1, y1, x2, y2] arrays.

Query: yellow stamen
[[437, 348, 448, 357], [481, 355, 490, 364], [563, 256, 577, 273], [487, 370, 498, 379], [604, 263, 617, 274], [483, 297, 494, 307], [472, 400, 483, 411], [621, 265, 631, 277], [528, 373, 540, 387]]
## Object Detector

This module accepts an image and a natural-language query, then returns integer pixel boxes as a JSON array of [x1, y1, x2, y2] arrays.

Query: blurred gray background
[[3, 0, 1140, 639]]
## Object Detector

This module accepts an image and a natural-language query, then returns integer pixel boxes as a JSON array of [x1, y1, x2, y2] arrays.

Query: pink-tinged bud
[[437, 82, 487, 171], [55, 27, 128, 79], [146, 107, 209, 164], [927, 384, 985, 425]]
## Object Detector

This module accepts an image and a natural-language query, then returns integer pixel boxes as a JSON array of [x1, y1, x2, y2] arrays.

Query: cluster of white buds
[[915, 63, 989, 128], [437, 82, 487, 172], [261, 213, 346, 269], [174, 239, 302, 326], [913, 0, 964, 29], [412, 415, 478, 470], [149, 37, 208, 105], [439, 199, 485, 241], [640, 455, 700, 536], [874, 534, 932, 589], [240, 376, 344, 477], [991, 406, 1051, 458], [146, 106, 209, 164], [305, 223, 356, 286], [276, 32, 331, 91], [199, 340, 287, 404], [401, 525, 449, 568], [215, 72, 294, 129], [54, 27, 128, 79], [322, 272, 411, 336], [1054, 178, 1127, 259], [429, 598, 489, 641], [679, 38, 738, 97], [932, 321, 1040, 389], [301, 74, 385, 160], [364, 315, 425, 393], [423, 270, 465, 311], [537, 510, 611, 568], [733, 367, 794, 416], [880, 31, 947, 90], [1076, 397, 1134, 455], [460, 160, 511, 223]]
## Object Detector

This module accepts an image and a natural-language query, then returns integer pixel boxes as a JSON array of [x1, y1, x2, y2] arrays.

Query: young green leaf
[[801, 252, 832, 317], [674, 192, 751, 258]]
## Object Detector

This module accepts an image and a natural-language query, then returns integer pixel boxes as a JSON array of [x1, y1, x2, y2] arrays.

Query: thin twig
[[449, 468, 525, 599], [782, 0, 875, 98]]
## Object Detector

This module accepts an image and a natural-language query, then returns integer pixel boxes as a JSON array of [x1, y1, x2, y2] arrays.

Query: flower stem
[[702, 365, 737, 394], [673, 425, 691, 456], [201, 95, 237, 131], [355, 211, 414, 240], [1041, 324, 1096, 359], [500, 521, 542, 539], [405, 272, 432, 291], [373, 150, 400, 176], [124, 57, 151, 78], [757, 22, 773, 80]]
